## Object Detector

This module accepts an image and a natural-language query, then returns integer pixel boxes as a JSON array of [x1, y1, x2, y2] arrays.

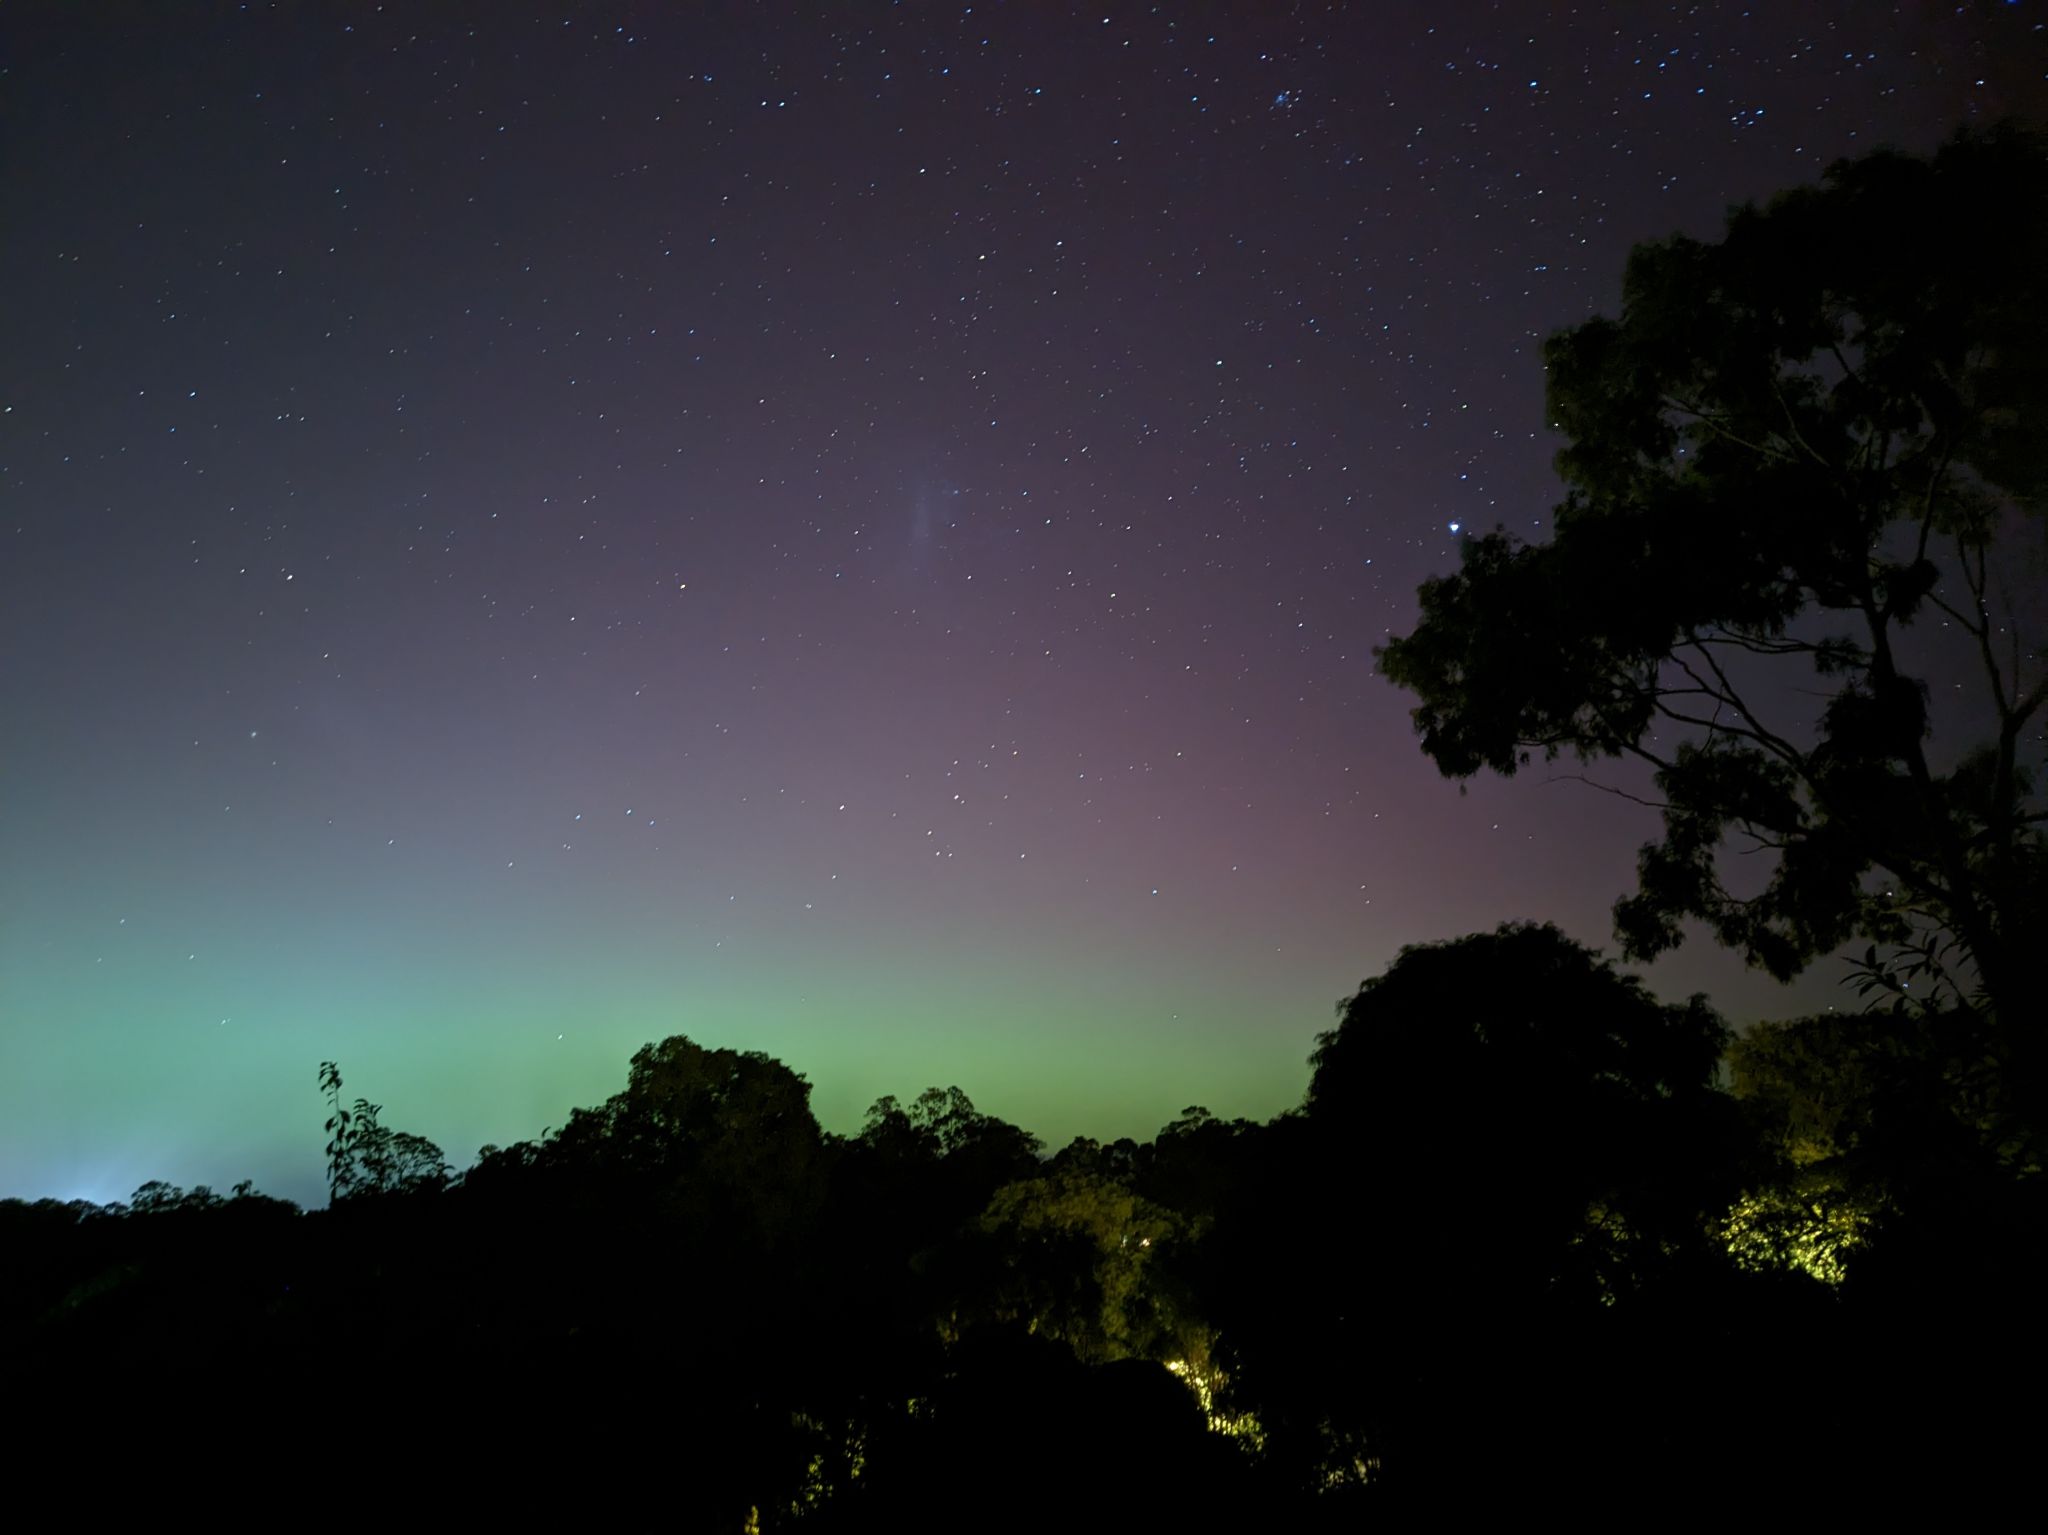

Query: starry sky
[[4, 3, 2042, 1206]]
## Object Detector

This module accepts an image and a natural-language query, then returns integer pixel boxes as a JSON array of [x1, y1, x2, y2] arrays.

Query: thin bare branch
[[1661, 394, 1800, 465], [1768, 377, 1834, 470], [1540, 772, 1672, 812], [1693, 628, 1842, 659], [1914, 438, 1957, 567], [1925, 590, 1990, 640], [1954, 530, 2012, 715], [1675, 637, 1811, 770]]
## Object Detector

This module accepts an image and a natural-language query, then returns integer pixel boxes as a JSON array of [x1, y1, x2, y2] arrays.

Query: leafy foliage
[[969, 1168, 1191, 1364], [1378, 126, 2048, 1025], [1305, 923, 1736, 1300], [855, 1084, 1044, 1214], [478, 1035, 829, 1241], [317, 1060, 449, 1201], [1192, 924, 1746, 1495]]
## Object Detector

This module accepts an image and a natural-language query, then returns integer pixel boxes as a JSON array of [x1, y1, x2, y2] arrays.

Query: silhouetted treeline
[[5, 922, 2043, 1523]]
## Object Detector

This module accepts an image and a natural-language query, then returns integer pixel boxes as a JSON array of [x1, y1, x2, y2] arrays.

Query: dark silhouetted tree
[[1377, 126, 2048, 1037], [1305, 924, 1733, 1291], [540, 1035, 828, 1239], [1135, 1106, 1265, 1226], [856, 1084, 1042, 1198], [1202, 924, 1739, 1496], [318, 1060, 448, 1200]]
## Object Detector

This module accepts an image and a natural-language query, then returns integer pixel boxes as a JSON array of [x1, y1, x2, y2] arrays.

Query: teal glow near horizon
[[1, 767, 1828, 1209], [2, 2, 1988, 1208]]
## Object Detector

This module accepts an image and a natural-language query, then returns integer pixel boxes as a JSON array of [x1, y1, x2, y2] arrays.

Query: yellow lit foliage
[[976, 1170, 1184, 1362], [1164, 1357, 1266, 1451], [1718, 1185, 1875, 1286]]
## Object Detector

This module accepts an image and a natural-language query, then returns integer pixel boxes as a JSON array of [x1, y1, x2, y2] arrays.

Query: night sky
[[5, 3, 2041, 1206]]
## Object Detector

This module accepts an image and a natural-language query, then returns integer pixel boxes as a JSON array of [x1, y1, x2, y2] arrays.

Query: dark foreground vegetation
[[8, 128, 2044, 1523], [5, 922, 2044, 1523]]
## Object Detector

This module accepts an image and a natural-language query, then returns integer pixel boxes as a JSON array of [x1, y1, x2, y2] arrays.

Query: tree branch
[[1769, 377, 1834, 471], [1914, 438, 1958, 567], [1661, 394, 1800, 466], [1541, 772, 1672, 812], [1694, 627, 1847, 660], [1674, 636, 1812, 771]]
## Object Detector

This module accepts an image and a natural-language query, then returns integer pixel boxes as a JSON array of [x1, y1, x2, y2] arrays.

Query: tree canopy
[[1378, 126, 2048, 1030], [11, 964, 2043, 1512], [478, 1035, 830, 1240], [1306, 923, 1735, 1306]]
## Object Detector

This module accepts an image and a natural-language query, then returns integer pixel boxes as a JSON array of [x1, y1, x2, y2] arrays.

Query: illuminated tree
[[968, 1168, 1193, 1365], [1721, 1001, 2045, 1291]]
